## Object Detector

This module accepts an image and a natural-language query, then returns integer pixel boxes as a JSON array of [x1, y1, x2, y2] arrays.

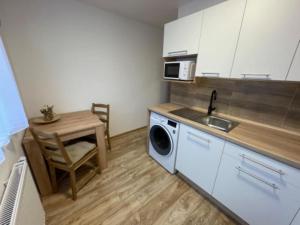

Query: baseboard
[[111, 126, 147, 139]]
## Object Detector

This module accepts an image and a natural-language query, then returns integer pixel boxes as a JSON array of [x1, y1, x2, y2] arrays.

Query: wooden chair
[[30, 128, 99, 200], [91, 103, 111, 150]]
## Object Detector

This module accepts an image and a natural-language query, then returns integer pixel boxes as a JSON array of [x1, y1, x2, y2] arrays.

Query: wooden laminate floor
[[43, 128, 236, 225]]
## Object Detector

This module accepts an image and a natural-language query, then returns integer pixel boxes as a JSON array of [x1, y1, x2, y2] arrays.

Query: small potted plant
[[40, 105, 54, 121]]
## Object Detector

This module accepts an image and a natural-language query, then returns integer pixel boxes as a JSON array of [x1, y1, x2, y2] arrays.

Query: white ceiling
[[78, 0, 194, 27]]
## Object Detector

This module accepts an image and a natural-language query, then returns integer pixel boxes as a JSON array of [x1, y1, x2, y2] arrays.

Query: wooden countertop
[[149, 103, 300, 169]]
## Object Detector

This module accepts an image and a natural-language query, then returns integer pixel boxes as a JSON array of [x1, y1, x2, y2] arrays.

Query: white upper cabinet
[[163, 12, 203, 57], [231, 0, 300, 80], [286, 41, 300, 81], [196, 0, 246, 78]]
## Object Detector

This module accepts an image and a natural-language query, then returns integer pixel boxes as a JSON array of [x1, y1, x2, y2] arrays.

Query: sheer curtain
[[0, 36, 28, 163]]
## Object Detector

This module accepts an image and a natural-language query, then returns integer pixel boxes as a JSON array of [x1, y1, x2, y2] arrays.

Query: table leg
[[95, 125, 107, 170], [23, 141, 53, 196]]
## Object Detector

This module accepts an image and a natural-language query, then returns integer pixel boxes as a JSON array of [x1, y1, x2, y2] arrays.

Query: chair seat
[[47, 141, 96, 164]]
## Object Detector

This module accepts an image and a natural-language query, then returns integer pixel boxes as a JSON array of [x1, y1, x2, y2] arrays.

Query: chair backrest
[[91, 103, 110, 125], [30, 128, 72, 165]]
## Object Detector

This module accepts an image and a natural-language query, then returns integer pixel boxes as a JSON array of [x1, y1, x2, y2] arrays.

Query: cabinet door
[[287, 41, 300, 81], [231, 0, 300, 80], [196, 0, 246, 78], [163, 12, 203, 57], [176, 124, 225, 194], [213, 142, 300, 225]]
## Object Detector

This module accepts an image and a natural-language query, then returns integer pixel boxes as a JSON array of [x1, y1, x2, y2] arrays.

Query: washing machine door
[[150, 125, 173, 156]]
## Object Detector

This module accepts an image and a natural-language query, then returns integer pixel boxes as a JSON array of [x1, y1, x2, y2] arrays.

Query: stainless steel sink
[[199, 116, 236, 132], [169, 108, 238, 132]]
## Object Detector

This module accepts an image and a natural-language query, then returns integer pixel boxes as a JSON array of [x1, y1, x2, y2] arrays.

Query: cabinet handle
[[187, 131, 210, 145], [236, 166, 280, 190], [168, 50, 188, 56], [202, 72, 220, 77], [240, 154, 285, 176], [241, 73, 271, 80]]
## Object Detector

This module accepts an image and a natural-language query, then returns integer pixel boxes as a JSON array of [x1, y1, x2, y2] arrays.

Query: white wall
[[178, 0, 226, 17], [0, 0, 167, 136], [0, 132, 24, 200]]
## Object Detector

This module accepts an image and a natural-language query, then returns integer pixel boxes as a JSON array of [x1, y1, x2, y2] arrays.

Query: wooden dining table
[[22, 110, 107, 196]]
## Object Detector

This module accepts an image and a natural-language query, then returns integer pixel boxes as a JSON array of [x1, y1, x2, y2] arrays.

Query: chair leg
[[106, 132, 112, 151], [69, 171, 77, 200], [95, 154, 101, 174], [49, 165, 58, 193]]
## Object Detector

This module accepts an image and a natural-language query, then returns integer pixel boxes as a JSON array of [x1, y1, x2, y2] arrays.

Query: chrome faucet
[[208, 90, 217, 115]]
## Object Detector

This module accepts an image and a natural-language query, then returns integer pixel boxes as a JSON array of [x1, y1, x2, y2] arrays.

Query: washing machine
[[148, 112, 179, 174]]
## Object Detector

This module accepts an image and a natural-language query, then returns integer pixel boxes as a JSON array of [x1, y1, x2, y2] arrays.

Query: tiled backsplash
[[170, 78, 300, 133]]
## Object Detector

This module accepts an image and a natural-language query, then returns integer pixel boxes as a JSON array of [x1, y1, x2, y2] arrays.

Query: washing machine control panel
[[167, 120, 177, 128]]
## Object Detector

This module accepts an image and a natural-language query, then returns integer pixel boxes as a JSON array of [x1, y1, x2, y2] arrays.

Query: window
[[0, 147, 4, 163], [0, 36, 28, 163]]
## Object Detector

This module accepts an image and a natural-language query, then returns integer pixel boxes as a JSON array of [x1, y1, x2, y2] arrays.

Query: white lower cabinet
[[213, 142, 300, 225], [175, 124, 225, 194]]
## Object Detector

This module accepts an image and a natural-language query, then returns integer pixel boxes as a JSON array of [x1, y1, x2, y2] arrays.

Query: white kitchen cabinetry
[[176, 124, 225, 194], [231, 0, 300, 80], [196, 0, 246, 78], [287, 41, 300, 81], [213, 142, 300, 225], [163, 12, 203, 57]]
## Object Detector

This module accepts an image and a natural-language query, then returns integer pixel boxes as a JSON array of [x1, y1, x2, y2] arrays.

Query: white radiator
[[0, 157, 45, 225]]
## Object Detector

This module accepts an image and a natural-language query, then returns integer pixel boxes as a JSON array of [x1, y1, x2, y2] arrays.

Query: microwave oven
[[164, 61, 196, 80]]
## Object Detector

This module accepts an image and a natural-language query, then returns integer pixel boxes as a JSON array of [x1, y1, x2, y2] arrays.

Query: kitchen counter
[[149, 103, 300, 169]]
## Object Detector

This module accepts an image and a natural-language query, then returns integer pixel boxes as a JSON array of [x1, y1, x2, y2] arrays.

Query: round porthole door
[[150, 125, 173, 156]]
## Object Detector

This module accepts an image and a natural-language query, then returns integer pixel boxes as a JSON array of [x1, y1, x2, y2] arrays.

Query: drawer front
[[224, 142, 300, 189], [176, 124, 225, 194], [213, 153, 300, 225]]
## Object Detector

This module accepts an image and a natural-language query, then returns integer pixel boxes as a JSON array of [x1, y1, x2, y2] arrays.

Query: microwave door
[[164, 63, 180, 79]]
